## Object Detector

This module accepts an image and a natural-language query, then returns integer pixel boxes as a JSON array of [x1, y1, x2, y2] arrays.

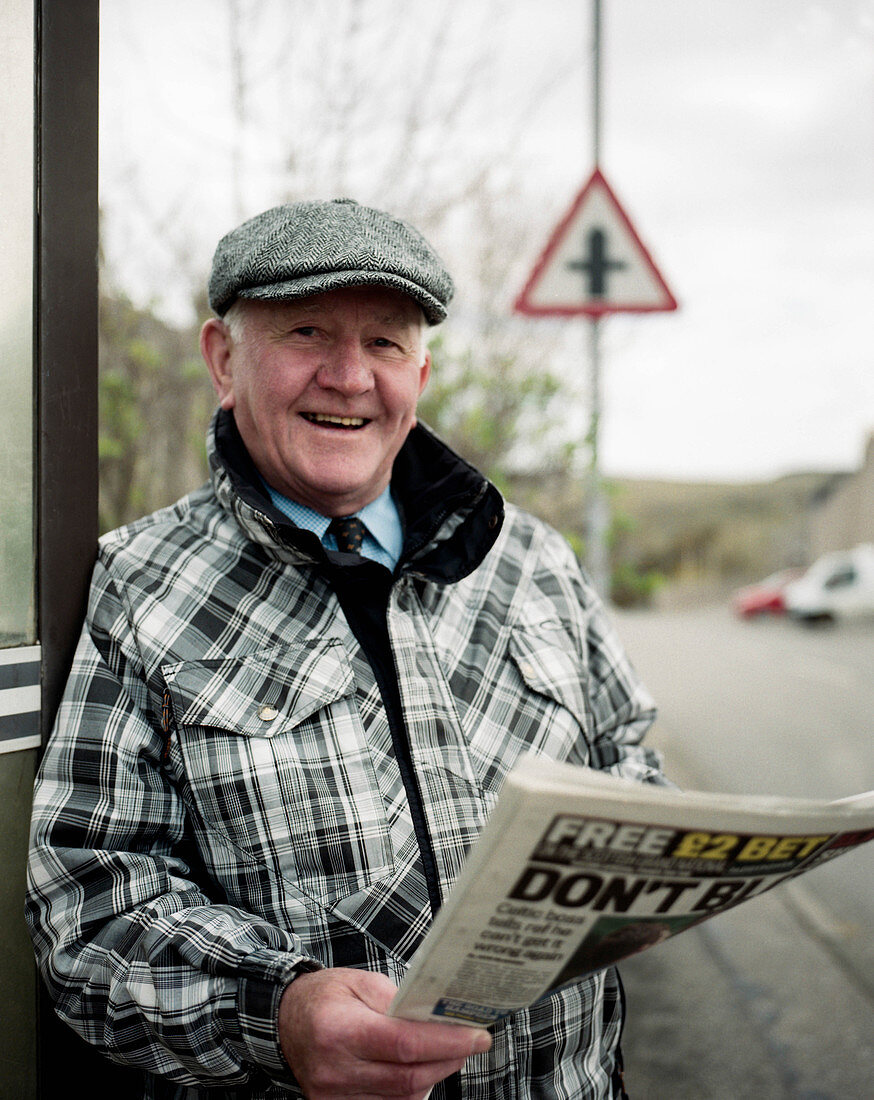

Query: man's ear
[[200, 318, 236, 410], [417, 349, 432, 397], [410, 349, 432, 430]]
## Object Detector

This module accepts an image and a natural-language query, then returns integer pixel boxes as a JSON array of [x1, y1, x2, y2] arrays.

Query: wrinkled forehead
[[249, 285, 426, 328]]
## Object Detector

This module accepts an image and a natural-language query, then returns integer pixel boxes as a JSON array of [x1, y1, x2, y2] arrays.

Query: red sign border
[[513, 167, 679, 318]]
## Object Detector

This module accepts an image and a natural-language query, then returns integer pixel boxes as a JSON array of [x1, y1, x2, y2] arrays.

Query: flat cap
[[208, 198, 454, 325]]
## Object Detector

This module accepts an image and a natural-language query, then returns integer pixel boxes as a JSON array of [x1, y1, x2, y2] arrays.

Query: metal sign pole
[[586, 315, 610, 596], [585, 0, 609, 597], [592, 0, 602, 162]]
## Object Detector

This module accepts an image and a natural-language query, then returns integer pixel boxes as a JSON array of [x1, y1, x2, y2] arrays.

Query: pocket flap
[[162, 638, 355, 737], [509, 627, 586, 715]]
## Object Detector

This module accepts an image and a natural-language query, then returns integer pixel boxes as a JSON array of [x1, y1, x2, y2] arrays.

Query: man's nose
[[315, 341, 374, 394]]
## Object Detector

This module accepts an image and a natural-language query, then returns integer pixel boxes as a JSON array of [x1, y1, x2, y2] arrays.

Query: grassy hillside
[[506, 468, 847, 606]]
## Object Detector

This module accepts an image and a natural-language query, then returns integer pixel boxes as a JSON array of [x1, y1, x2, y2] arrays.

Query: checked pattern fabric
[[328, 515, 367, 555], [25, 413, 666, 1100]]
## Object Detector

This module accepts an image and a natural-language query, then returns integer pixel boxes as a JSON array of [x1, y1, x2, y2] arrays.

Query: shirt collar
[[358, 486, 404, 562], [261, 481, 403, 563]]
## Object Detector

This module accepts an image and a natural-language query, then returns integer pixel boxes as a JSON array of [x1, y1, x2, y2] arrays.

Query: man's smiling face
[[201, 286, 431, 517]]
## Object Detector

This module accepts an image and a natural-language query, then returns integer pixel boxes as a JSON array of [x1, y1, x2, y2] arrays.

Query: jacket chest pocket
[[162, 639, 394, 908], [467, 625, 593, 790], [509, 628, 592, 760]]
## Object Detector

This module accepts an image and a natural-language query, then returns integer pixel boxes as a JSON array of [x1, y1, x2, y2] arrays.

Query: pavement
[[610, 608, 874, 1098], [619, 845, 874, 1099]]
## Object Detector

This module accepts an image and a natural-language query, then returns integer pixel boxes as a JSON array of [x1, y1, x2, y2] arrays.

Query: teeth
[[307, 413, 366, 427]]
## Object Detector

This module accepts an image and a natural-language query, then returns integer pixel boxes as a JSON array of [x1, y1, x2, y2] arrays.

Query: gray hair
[[221, 299, 249, 344]]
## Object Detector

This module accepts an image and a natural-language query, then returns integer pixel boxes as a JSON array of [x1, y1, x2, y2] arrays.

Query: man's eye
[[293, 326, 318, 337], [371, 337, 397, 349]]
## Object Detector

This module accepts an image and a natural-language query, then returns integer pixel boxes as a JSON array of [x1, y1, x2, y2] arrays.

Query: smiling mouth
[[302, 413, 370, 430]]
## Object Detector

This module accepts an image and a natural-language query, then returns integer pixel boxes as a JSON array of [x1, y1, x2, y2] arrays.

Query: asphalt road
[[611, 603, 874, 1099]]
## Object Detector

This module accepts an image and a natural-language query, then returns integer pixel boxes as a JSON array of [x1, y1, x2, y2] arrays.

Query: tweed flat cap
[[208, 198, 454, 325]]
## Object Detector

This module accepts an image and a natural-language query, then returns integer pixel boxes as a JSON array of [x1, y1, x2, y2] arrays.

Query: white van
[[784, 544, 874, 622]]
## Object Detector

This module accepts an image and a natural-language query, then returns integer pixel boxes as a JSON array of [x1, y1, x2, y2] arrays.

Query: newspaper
[[388, 754, 874, 1027]]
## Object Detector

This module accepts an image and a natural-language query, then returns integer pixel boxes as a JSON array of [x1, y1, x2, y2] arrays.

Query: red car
[[732, 568, 803, 619]]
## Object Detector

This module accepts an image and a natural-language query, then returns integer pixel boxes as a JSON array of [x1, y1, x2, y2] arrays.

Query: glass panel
[[0, 0, 36, 646], [0, 4, 38, 1098]]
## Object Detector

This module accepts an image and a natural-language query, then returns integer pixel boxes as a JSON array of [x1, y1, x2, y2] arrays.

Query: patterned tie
[[328, 515, 367, 555]]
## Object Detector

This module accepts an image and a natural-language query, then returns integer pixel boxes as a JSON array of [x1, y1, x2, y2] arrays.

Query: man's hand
[[278, 967, 492, 1099]]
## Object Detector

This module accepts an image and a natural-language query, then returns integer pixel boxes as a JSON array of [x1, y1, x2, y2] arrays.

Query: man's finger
[[358, 1013, 492, 1067]]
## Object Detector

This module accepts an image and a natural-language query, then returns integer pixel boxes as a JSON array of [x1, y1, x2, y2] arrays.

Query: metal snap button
[[258, 705, 279, 722]]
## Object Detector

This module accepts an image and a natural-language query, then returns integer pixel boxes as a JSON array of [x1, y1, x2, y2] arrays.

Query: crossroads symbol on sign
[[567, 228, 627, 298]]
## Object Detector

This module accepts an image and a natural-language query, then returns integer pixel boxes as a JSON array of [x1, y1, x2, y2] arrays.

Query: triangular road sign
[[514, 168, 678, 317]]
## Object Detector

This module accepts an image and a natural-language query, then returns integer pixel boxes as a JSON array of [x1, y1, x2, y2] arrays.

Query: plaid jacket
[[27, 412, 663, 1099]]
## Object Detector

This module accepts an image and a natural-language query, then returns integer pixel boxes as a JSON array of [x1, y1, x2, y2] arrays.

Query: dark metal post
[[37, 0, 100, 730], [35, 2, 142, 1095]]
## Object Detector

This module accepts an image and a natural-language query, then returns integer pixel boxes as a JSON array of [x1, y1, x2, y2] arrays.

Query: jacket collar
[[208, 409, 504, 584]]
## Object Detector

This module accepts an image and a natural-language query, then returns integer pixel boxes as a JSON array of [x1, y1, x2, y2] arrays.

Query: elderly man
[[27, 199, 664, 1099]]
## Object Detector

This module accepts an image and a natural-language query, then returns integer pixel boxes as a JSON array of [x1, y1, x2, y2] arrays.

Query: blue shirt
[[262, 483, 404, 571]]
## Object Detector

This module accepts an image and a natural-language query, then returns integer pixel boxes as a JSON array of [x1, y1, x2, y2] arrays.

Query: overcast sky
[[100, 0, 874, 483]]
